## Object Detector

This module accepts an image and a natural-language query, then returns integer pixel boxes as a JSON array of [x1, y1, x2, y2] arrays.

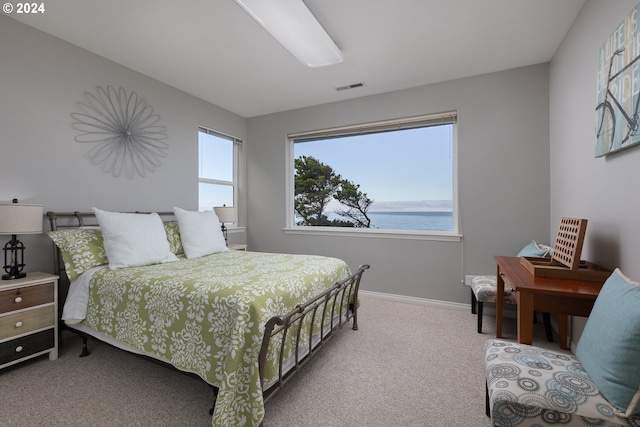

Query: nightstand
[[0, 272, 59, 369], [228, 244, 247, 251]]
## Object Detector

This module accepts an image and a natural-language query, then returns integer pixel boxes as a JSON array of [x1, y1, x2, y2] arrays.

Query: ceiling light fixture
[[233, 0, 343, 67]]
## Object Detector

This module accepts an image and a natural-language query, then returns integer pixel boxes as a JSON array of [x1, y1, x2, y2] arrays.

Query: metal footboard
[[259, 264, 370, 402]]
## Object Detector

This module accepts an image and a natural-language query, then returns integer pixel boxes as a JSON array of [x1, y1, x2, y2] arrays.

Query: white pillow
[[93, 208, 178, 269], [173, 207, 228, 258]]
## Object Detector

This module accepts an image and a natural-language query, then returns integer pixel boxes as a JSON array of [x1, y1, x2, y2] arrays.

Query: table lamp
[[213, 205, 237, 243], [0, 199, 43, 280]]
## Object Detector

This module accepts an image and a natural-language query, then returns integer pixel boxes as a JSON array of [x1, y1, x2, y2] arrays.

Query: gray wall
[[2, 13, 553, 308], [550, 0, 640, 341], [246, 64, 551, 304], [6, 0, 635, 345], [0, 15, 246, 274]]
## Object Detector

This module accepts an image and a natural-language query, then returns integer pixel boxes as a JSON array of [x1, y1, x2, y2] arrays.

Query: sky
[[198, 132, 234, 210], [294, 125, 453, 211]]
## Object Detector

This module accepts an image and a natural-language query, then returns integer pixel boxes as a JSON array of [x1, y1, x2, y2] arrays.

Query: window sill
[[283, 226, 461, 242]]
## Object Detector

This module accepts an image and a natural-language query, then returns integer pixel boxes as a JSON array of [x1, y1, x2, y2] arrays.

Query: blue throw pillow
[[576, 268, 640, 417], [516, 240, 552, 258]]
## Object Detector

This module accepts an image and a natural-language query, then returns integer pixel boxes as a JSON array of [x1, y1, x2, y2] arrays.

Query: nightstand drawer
[[0, 305, 55, 340], [0, 329, 54, 366], [0, 282, 54, 314]]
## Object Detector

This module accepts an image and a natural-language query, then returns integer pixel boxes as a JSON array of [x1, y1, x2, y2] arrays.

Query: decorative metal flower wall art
[[71, 86, 169, 178]]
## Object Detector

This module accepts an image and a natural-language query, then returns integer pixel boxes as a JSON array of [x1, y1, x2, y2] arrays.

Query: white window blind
[[288, 111, 457, 142]]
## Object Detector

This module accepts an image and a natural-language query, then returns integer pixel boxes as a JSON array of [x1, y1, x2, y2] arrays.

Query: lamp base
[[2, 272, 26, 280], [3, 234, 27, 281]]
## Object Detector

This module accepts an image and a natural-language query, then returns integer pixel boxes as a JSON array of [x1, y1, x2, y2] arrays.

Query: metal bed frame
[[47, 210, 369, 415]]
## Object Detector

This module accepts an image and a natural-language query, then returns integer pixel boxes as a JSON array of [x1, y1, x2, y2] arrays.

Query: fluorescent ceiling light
[[233, 0, 343, 67]]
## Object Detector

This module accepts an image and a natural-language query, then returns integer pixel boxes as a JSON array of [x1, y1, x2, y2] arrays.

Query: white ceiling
[[9, 0, 586, 118]]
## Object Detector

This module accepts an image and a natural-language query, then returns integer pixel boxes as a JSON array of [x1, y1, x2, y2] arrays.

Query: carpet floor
[[0, 295, 561, 427]]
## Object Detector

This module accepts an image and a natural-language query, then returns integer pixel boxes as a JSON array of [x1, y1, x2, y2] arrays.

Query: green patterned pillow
[[47, 229, 108, 281], [163, 221, 184, 255]]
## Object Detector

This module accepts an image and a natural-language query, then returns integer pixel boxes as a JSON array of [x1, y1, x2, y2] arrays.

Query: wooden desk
[[494, 256, 605, 349]]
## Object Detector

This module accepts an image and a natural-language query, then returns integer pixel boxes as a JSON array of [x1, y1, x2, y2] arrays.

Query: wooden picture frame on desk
[[495, 256, 605, 350]]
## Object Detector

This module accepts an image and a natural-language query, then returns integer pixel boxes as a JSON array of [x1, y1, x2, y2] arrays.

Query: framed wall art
[[71, 86, 168, 178], [595, 1, 640, 157]]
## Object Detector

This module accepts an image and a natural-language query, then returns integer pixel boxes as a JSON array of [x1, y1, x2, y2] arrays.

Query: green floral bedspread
[[81, 250, 350, 427]]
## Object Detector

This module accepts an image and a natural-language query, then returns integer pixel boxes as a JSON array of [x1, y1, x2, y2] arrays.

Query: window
[[287, 112, 458, 238], [198, 127, 241, 212]]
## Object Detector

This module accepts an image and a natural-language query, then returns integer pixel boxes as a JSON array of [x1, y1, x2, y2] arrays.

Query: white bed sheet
[[61, 266, 104, 324]]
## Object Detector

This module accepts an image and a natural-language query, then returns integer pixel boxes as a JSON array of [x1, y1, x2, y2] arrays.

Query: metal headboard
[[46, 211, 176, 277]]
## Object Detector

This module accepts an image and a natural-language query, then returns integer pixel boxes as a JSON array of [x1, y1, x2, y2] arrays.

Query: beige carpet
[[0, 296, 560, 427]]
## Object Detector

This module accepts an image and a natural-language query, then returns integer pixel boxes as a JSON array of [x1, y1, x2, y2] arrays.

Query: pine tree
[[294, 155, 372, 227]]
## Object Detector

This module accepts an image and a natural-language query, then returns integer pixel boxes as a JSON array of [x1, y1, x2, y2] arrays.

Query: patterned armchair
[[484, 339, 640, 427], [484, 259, 640, 427]]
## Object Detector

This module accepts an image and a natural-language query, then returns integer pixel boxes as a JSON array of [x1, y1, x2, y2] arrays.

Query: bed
[[46, 209, 369, 427]]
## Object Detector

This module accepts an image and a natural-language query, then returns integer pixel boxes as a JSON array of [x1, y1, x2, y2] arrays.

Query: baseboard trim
[[360, 290, 469, 311]]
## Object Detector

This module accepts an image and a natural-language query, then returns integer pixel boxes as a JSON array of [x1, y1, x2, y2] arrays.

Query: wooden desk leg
[[517, 292, 534, 345], [558, 315, 568, 350], [496, 265, 504, 338]]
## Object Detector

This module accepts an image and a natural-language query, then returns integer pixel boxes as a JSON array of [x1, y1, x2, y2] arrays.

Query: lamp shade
[[0, 204, 43, 235], [214, 206, 237, 224]]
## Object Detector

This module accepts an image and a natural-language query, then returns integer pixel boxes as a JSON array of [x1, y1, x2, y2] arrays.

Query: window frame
[[284, 112, 461, 241], [198, 126, 242, 228]]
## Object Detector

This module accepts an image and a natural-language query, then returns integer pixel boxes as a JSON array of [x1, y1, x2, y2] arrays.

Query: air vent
[[336, 82, 365, 91]]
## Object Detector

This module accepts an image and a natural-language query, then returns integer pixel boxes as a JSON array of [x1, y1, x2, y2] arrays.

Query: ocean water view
[[327, 211, 453, 231]]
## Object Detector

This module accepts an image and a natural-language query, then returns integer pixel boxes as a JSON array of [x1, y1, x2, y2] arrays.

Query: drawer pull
[[15, 321, 23, 328], [15, 346, 23, 353], [14, 296, 22, 303]]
